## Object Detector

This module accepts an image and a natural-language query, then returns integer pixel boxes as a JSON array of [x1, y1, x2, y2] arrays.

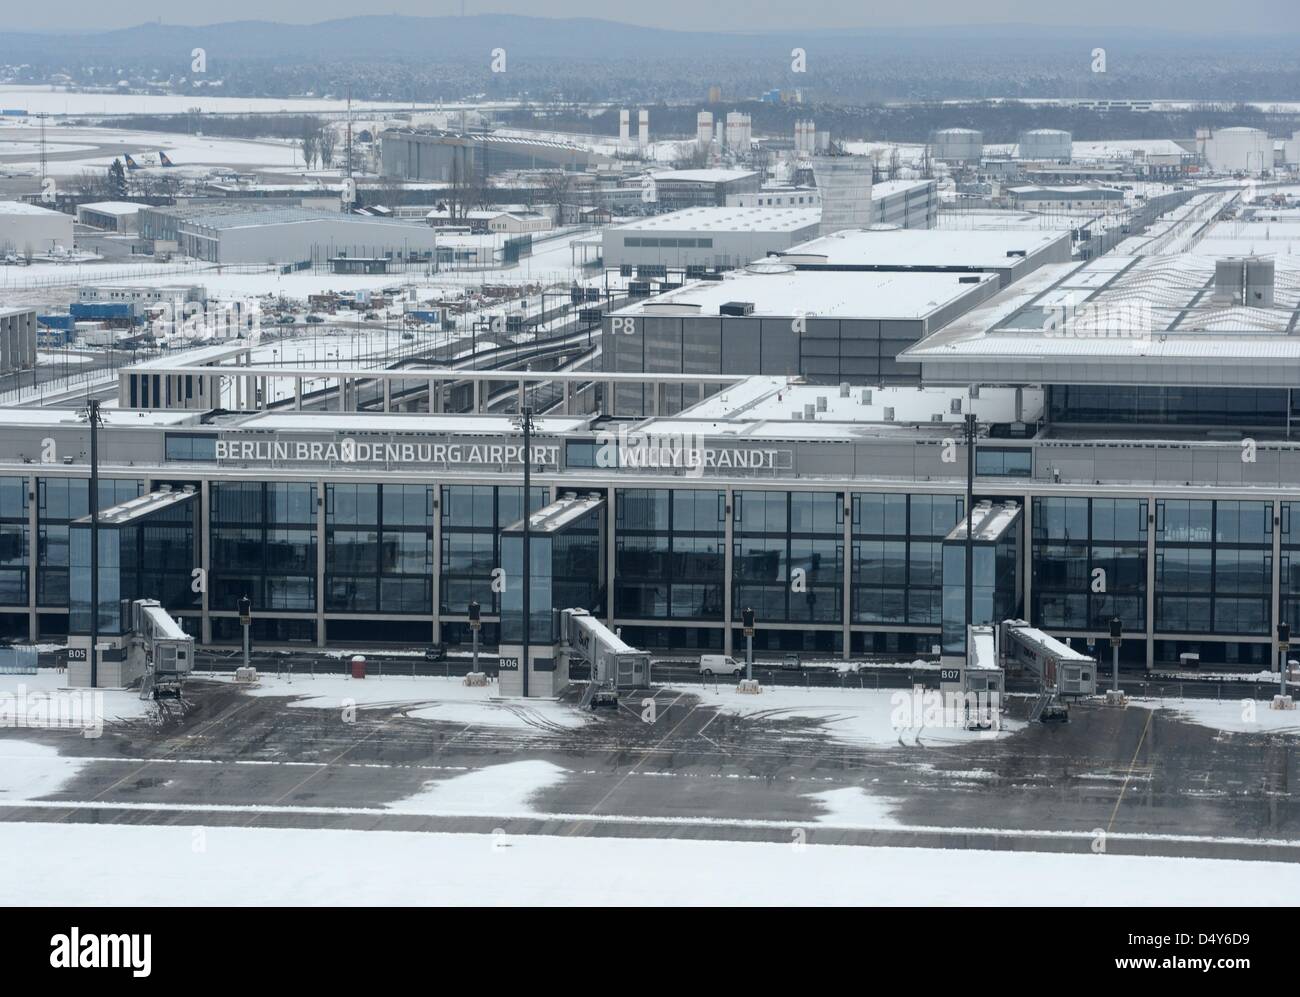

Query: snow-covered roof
[[77, 201, 144, 215], [613, 267, 997, 320], [778, 227, 1068, 269], [649, 168, 757, 184], [0, 200, 65, 216], [613, 206, 820, 234]]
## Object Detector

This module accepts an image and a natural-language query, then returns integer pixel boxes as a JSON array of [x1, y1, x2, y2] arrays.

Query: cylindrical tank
[[931, 128, 983, 164], [1205, 127, 1271, 174], [1245, 256, 1275, 308], [1018, 128, 1073, 162]]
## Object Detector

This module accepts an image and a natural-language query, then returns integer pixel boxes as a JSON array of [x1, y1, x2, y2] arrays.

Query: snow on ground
[[218, 673, 592, 731], [682, 684, 1022, 748], [0, 86, 445, 117], [390, 760, 567, 817], [3, 820, 1297, 905], [0, 126, 302, 176], [808, 786, 902, 827], [0, 670, 157, 728], [1132, 697, 1300, 736], [0, 741, 87, 803]]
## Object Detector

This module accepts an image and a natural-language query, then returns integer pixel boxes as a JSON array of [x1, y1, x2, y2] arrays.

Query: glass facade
[[38, 478, 141, 610], [0, 477, 27, 608], [734, 490, 843, 624], [852, 493, 962, 627], [500, 506, 602, 644], [1048, 385, 1289, 428], [615, 489, 724, 621], [941, 519, 1020, 654], [1032, 497, 1147, 632], [212, 482, 317, 613], [1155, 500, 1270, 635], [439, 485, 548, 629], [326, 483, 432, 614]]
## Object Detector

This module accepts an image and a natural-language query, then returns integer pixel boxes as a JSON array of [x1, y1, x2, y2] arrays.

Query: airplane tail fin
[[159, 151, 173, 166], [123, 154, 139, 170]]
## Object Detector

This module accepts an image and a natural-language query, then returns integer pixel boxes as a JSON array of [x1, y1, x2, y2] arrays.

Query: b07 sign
[[939, 668, 962, 682]]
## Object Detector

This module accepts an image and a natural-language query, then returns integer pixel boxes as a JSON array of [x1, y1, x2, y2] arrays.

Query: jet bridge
[[999, 619, 1097, 721], [129, 599, 194, 700], [559, 608, 652, 709]]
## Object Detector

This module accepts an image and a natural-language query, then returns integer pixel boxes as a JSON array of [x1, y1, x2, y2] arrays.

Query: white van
[[699, 654, 743, 678]]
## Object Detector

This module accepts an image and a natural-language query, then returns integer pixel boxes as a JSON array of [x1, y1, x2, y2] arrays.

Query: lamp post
[[963, 412, 976, 652], [238, 595, 252, 671], [512, 407, 535, 698], [86, 397, 101, 689]]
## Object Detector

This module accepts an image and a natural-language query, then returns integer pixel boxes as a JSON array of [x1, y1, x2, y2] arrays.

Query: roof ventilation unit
[[1006, 249, 1027, 258], [816, 396, 828, 412], [860, 389, 872, 405], [958, 275, 982, 283], [792, 410, 803, 420], [719, 301, 754, 316], [1246, 256, 1275, 308], [804, 403, 816, 420], [883, 407, 895, 422], [931, 413, 945, 422], [1213, 258, 1245, 304], [950, 398, 963, 414], [839, 382, 850, 398]]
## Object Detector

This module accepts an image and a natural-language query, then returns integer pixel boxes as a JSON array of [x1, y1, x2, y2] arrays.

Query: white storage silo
[[1205, 127, 1271, 174], [1018, 128, 1073, 162], [931, 128, 983, 164]]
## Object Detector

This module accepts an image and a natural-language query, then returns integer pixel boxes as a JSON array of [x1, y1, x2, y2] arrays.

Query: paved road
[[2, 677, 1297, 862]]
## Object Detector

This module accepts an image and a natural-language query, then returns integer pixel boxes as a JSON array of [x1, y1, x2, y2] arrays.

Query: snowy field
[[0, 125, 300, 176], [2, 820, 1296, 906], [0, 86, 443, 117]]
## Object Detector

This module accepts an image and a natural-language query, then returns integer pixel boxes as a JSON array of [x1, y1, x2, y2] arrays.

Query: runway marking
[[1107, 708, 1154, 835], [2, 798, 1298, 852]]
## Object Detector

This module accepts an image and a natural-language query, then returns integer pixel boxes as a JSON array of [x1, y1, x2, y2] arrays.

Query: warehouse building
[[0, 308, 37, 373], [0, 201, 74, 255], [174, 207, 441, 264], [602, 207, 822, 270], [646, 168, 761, 210], [1006, 185, 1126, 211], [773, 226, 1073, 288], [601, 265, 1000, 410], [380, 129, 591, 183], [76, 201, 142, 234]]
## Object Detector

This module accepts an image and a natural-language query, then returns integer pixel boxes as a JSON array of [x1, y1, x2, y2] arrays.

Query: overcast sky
[[7, 0, 1295, 34]]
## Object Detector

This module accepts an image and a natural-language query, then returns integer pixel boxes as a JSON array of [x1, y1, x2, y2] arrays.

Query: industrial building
[[811, 155, 874, 234], [601, 206, 822, 270], [379, 129, 592, 183], [1006, 185, 1126, 211], [173, 207, 441, 265], [0, 201, 74, 254], [773, 226, 1073, 288], [76, 201, 142, 234], [0, 308, 37, 374], [601, 265, 1001, 408], [646, 169, 760, 210], [869, 180, 940, 229]]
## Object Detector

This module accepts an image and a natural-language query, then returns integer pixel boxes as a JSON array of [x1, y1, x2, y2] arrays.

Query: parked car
[[780, 653, 802, 670], [275, 314, 296, 325], [305, 314, 325, 324]]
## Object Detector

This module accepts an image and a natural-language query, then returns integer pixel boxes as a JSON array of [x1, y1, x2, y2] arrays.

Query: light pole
[[239, 595, 252, 671], [86, 397, 102, 689], [512, 407, 535, 698], [469, 599, 481, 677], [963, 412, 976, 653]]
